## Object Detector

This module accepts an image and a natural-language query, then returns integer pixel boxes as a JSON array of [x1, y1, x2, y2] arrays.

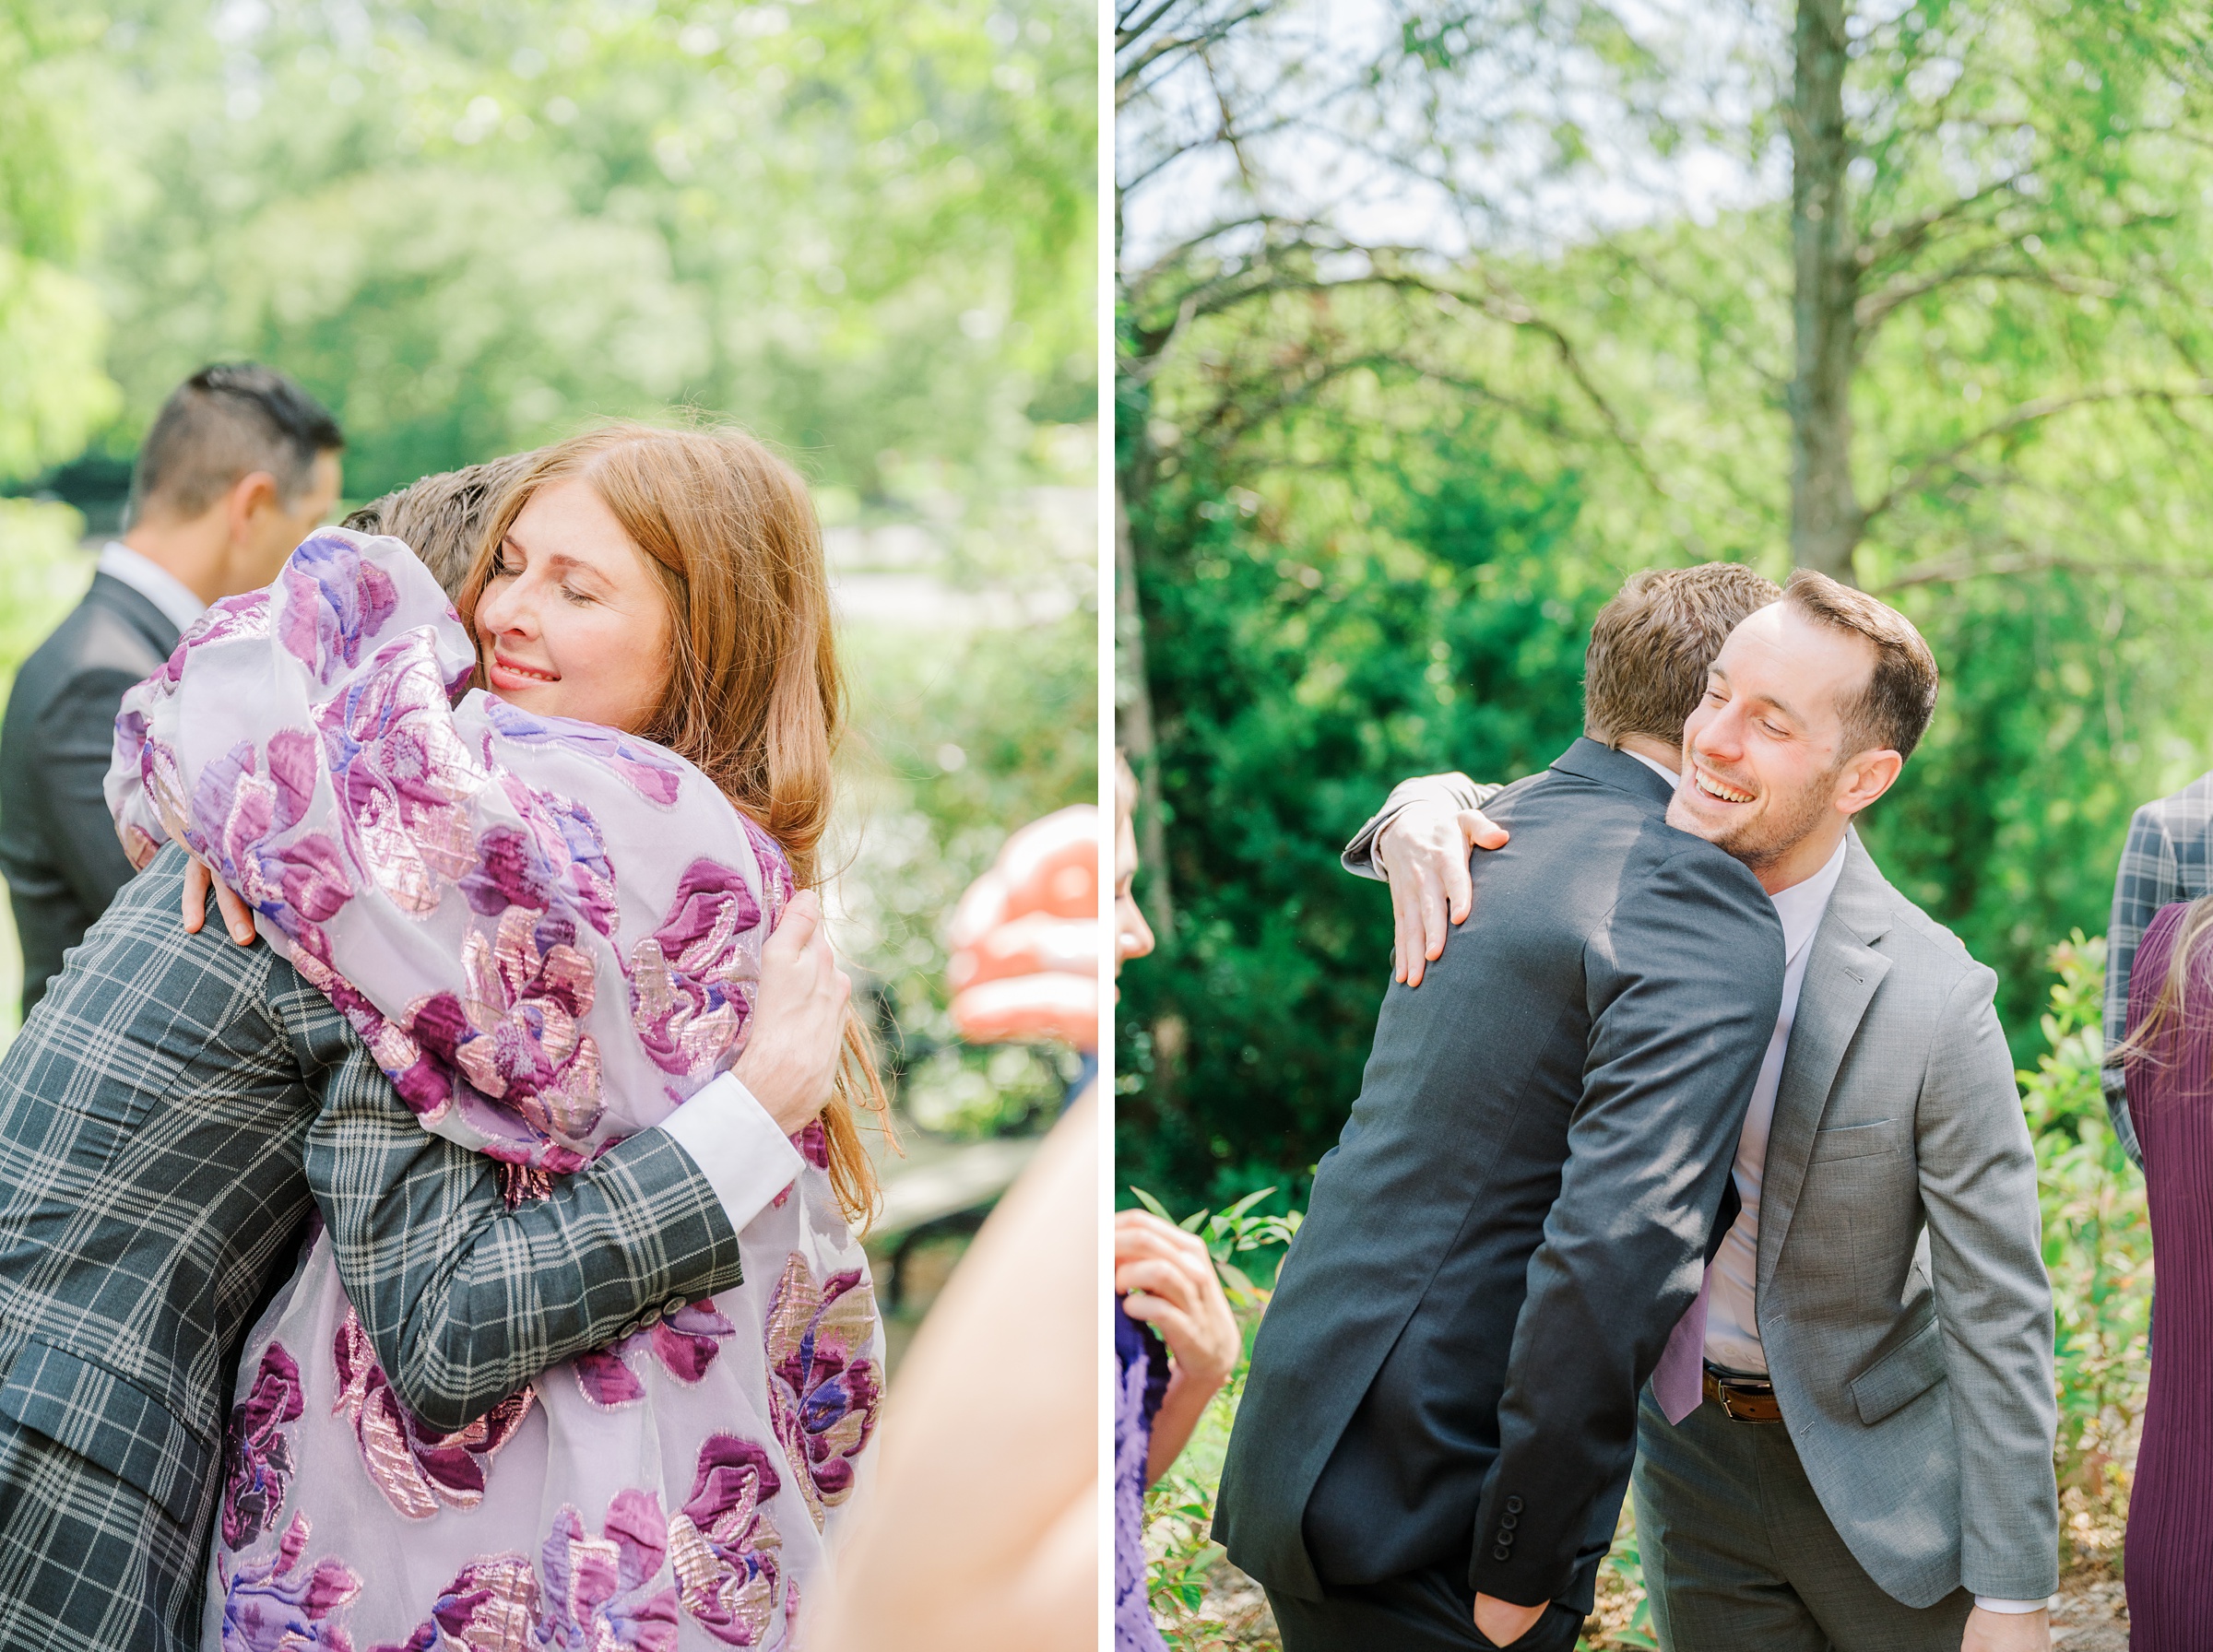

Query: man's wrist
[[657, 1073, 807, 1235]]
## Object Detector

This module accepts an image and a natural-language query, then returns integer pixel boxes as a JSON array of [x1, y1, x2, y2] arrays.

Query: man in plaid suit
[[2101, 774, 2213, 1166], [0, 846, 844, 1651]]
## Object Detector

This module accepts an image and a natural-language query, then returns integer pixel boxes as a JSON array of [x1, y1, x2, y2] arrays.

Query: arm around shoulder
[[303, 1036, 747, 1433]]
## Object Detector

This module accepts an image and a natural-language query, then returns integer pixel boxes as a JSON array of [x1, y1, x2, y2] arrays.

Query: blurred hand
[[1116, 1208, 1239, 1484], [1373, 797, 1508, 986], [181, 855, 257, 946], [733, 891, 853, 1135], [1473, 1595, 1546, 1646], [1961, 1607, 2049, 1652], [948, 805, 1101, 1052]]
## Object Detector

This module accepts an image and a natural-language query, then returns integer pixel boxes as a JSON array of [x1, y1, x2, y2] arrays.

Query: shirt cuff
[[1971, 1598, 2048, 1614], [656, 1073, 807, 1235]]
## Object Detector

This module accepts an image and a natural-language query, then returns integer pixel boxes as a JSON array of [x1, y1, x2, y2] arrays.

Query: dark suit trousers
[[1632, 1392, 1974, 1652], [1267, 1568, 1586, 1652]]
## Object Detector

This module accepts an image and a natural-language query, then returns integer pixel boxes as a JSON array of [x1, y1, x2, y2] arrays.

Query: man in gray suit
[[1217, 563, 1792, 1651], [1358, 571, 2058, 1650], [0, 363, 343, 1017]]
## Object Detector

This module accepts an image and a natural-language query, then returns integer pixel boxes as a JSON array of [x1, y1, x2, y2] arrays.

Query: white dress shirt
[[96, 541, 209, 637], [1702, 832, 1848, 1375], [656, 1071, 810, 1234]]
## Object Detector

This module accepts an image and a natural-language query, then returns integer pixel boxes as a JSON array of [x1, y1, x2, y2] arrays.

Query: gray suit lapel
[[1756, 839, 1894, 1297]]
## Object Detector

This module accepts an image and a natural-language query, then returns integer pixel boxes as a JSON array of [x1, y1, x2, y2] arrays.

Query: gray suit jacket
[[1217, 740, 1784, 1611], [0, 848, 746, 1652], [1752, 838, 2057, 1607], [0, 572, 179, 1018]]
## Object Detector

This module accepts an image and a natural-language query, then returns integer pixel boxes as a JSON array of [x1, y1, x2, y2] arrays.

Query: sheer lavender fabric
[[107, 528, 881, 1652]]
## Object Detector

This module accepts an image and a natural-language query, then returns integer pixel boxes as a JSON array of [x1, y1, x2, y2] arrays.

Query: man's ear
[[226, 469, 281, 539], [1836, 748, 1904, 819]]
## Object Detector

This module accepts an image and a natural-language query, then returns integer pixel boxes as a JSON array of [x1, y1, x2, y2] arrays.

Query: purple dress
[[1116, 1297, 1169, 1652], [2123, 901, 2213, 1648]]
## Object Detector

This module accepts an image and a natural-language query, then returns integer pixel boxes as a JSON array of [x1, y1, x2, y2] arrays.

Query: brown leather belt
[[1703, 1365, 1782, 1423]]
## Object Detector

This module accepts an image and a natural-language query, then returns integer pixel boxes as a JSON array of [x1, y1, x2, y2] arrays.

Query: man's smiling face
[[1665, 601, 1876, 874]]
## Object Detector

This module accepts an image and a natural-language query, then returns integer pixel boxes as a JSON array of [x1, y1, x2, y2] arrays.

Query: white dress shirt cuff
[[1971, 1597, 2048, 1614], [656, 1072, 806, 1234]]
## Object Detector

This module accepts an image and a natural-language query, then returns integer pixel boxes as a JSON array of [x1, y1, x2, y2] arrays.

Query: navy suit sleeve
[[1469, 844, 1783, 1606], [32, 667, 145, 917]]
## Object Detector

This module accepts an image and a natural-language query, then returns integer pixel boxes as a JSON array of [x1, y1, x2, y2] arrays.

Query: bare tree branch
[[1865, 380, 2213, 525]]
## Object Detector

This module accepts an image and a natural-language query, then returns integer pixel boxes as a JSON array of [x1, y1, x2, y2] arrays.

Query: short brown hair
[[1584, 562, 1782, 746], [130, 363, 342, 524], [1781, 569, 1940, 761], [344, 451, 542, 599]]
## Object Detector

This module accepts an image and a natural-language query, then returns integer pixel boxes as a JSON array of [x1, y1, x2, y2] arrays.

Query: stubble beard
[[1678, 762, 1842, 877]]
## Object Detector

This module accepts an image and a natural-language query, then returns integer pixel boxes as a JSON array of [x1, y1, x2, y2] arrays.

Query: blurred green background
[[0, 0, 1098, 1149]]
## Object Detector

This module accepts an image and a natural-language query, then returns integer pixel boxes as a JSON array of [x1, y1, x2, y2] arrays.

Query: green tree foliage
[[75, 0, 1092, 501], [1117, 0, 2213, 1210]]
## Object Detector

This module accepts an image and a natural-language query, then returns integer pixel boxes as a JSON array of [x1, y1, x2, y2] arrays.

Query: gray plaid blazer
[[2101, 772, 2213, 1166], [0, 848, 746, 1652]]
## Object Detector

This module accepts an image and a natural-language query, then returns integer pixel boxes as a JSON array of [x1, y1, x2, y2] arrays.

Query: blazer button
[[1501, 1512, 1519, 1530], [665, 1297, 688, 1318], [1505, 1495, 1524, 1514], [1492, 1545, 1510, 1562], [1498, 1528, 1514, 1545]]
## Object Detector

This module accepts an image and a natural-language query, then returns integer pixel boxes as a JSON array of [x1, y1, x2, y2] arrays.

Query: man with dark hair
[[0, 364, 344, 1014], [1347, 569, 2058, 1651], [1217, 562, 1792, 1652]]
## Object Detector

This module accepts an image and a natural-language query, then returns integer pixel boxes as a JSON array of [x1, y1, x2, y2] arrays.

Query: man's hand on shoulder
[[1473, 1593, 1545, 1646], [1962, 1605, 2049, 1651], [1373, 784, 1508, 985]]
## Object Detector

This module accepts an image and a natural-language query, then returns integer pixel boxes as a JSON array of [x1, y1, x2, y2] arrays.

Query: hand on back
[[732, 891, 852, 1136], [1372, 784, 1508, 985]]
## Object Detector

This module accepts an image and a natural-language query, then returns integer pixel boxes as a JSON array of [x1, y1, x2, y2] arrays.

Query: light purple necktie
[[1651, 1267, 1712, 1424]]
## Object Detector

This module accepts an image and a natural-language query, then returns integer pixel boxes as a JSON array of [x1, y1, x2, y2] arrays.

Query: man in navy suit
[[0, 363, 342, 1015]]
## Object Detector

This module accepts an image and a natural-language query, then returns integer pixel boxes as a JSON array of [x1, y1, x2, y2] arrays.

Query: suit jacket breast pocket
[[1807, 1118, 1898, 1162]]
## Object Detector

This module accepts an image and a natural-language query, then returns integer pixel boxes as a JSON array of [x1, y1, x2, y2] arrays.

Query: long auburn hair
[[456, 422, 888, 1226], [2113, 897, 2213, 1077]]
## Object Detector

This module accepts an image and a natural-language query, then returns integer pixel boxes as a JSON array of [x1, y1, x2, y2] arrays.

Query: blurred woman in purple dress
[[2118, 896, 2213, 1648]]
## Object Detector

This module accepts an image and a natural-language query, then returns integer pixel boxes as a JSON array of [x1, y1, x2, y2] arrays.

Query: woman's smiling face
[[474, 477, 674, 732]]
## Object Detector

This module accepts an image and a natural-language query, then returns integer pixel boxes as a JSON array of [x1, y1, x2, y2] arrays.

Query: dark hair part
[[129, 364, 343, 525], [344, 451, 542, 600], [1583, 562, 1783, 746], [1781, 569, 1940, 761]]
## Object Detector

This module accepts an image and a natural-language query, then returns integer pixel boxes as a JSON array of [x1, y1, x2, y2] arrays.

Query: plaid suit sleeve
[[2103, 802, 2179, 1167], [301, 1028, 748, 1434]]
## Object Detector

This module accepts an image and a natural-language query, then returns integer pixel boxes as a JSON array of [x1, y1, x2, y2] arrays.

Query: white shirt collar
[[97, 542, 208, 637], [1769, 833, 1850, 963]]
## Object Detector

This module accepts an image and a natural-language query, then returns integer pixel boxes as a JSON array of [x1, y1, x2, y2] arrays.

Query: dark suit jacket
[[0, 572, 180, 1017], [1214, 739, 1785, 1612]]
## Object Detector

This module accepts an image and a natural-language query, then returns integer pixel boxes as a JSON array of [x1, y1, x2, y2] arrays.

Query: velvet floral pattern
[[667, 1436, 787, 1647], [218, 1514, 361, 1652], [574, 1299, 738, 1408], [332, 1309, 535, 1520], [113, 530, 882, 1650], [764, 1256, 882, 1529], [538, 1491, 683, 1652], [368, 1554, 538, 1652], [220, 1343, 306, 1552]]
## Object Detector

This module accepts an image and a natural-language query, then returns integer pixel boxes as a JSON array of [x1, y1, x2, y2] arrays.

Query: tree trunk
[[1114, 490, 1174, 938], [1789, 0, 1864, 584]]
